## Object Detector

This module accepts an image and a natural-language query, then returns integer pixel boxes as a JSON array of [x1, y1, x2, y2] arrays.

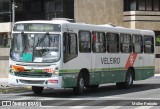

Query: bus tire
[[32, 86, 43, 95], [73, 73, 85, 95], [116, 70, 133, 89]]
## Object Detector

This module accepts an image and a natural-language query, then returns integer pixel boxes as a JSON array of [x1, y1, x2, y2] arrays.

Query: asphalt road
[[1, 76, 160, 109]]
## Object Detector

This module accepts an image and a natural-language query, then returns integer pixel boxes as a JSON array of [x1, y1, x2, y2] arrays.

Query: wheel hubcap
[[79, 78, 84, 89], [127, 73, 132, 85]]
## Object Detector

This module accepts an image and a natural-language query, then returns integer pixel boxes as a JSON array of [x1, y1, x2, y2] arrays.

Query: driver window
[[63, 33, 78, 63]]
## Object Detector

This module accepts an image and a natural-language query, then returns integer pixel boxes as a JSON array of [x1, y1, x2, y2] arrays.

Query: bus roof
[[14, 20, 155, 36]]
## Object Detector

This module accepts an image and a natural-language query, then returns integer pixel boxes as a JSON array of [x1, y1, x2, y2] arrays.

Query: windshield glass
[[10, 33, 60, 63]]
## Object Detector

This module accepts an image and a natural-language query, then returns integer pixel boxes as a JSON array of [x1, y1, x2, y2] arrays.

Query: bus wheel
[[116, 70, 133, 89], [32, 86, 44, 95], [73, 73, 85, 95]]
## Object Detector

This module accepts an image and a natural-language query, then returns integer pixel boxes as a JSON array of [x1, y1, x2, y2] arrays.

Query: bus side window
[[144, 36, 154, 53], [120, 34, 131, 53], [79, 31, 91, 53], [92, 32, 106, 53], [106, 33, 119, 53], [132, 35, 143, 53], [63, 33, 78, 63]]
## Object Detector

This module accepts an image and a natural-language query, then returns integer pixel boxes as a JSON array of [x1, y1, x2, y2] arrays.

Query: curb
[[0, 86, 31, 94], [154, 74, 160, 76]]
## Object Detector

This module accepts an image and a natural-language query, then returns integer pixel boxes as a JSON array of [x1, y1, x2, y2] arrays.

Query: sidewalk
[[0, 78, 31, 94]]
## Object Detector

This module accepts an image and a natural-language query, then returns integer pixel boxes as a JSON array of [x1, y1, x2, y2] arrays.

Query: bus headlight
[[53, 67, 59, 75], [44, 67, 59, 75], [45, 67, 59, 75], [9, 65, 15, 75], [9, 69, 14, 75], [44, 68, 53, 73]]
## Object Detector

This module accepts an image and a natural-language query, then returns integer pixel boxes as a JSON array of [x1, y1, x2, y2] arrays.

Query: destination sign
[[13, 23, 61, 32]]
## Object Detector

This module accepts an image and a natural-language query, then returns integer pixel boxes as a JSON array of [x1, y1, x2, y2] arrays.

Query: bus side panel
[[100, 71, 114, 84], [109, 53, 121, 83], [90, 52, 126, 85], [142, 68, 154, 79], [119, 54, 130, 82], [132, 53, 144, 80], [134, 69, 143, 80], [113, 70, 126, 83], [142, 54, 155, 79], [61, 53, 92, 88], [134, 68, 154, 80], [89, 72, 95, 85], [59, 72, 78, 88], [91, 53, 110, 85], [134, 54, 154, 80], [93, 71, 101, 85], [133, 68, 154, 81]]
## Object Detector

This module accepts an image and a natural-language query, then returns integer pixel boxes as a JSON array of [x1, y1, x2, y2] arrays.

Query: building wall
[[74, 0, 124, 25], [123, 11, 160, 30], [0, 23, 11, 32], [0, 48, 9, 78]]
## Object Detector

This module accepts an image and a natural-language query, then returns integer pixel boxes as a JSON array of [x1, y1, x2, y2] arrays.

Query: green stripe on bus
[[59, 66, 154, 73], [59, 69, 81, 73]]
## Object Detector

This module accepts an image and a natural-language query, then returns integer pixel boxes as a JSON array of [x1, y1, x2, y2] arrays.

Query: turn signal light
[[53, 67, 59, 75], [44, 68, 53, 73], [11, 65, 25, 72]]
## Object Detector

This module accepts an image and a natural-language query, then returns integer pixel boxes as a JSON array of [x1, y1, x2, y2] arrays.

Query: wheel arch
[[78, 68, 90, 87], [128, 67, 135, 80]]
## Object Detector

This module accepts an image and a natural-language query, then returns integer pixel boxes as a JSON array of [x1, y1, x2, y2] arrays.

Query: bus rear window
[[13, 23, 61, 32], [144, 36, 154, 53]]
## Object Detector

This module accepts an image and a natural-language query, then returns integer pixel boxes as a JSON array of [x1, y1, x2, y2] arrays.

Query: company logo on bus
[[125, 53, 137, 69]]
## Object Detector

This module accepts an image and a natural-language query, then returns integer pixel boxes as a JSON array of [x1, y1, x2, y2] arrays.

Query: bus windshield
[[10, 33, 60, 63]]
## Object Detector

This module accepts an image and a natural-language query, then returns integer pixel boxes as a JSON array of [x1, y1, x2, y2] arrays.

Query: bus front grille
[[19, 79, 45, 84], [15, 72, 52, 78]]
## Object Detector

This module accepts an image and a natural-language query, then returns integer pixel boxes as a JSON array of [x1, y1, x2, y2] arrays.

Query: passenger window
[[106, 33, 119, 53], [132, 35, 143, 53], [120, 34, 131, 53], [79, 31, 91, 53], [63, 33, 78, 63], [144, 36, 154, 53], [92, 32, 106, 53]]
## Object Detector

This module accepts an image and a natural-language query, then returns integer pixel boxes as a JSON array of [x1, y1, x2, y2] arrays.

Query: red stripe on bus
[[125, 53, 137, 70]]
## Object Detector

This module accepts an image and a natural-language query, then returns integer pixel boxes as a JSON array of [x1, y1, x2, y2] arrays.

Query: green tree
[[156, 35, 160, 46]]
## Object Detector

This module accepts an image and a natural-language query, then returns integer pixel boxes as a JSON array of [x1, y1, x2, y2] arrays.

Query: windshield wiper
[[34, 32, 49, 48]]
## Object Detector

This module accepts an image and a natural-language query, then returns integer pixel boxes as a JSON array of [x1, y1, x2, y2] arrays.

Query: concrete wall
[[0, 48, 9, 78], [0, 23, 11, 32], [74, 0, 124, 25], [123, 11, 160, 30]]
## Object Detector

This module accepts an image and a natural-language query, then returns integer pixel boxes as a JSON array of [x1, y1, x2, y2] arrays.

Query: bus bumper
[[8, 74, 62, 89]]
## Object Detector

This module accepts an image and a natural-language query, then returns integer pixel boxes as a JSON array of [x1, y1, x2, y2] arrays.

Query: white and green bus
[[9, 19, 155, 95]]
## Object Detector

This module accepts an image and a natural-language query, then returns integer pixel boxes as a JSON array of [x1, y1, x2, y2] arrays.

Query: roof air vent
[[52, 18, 75, 23]]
